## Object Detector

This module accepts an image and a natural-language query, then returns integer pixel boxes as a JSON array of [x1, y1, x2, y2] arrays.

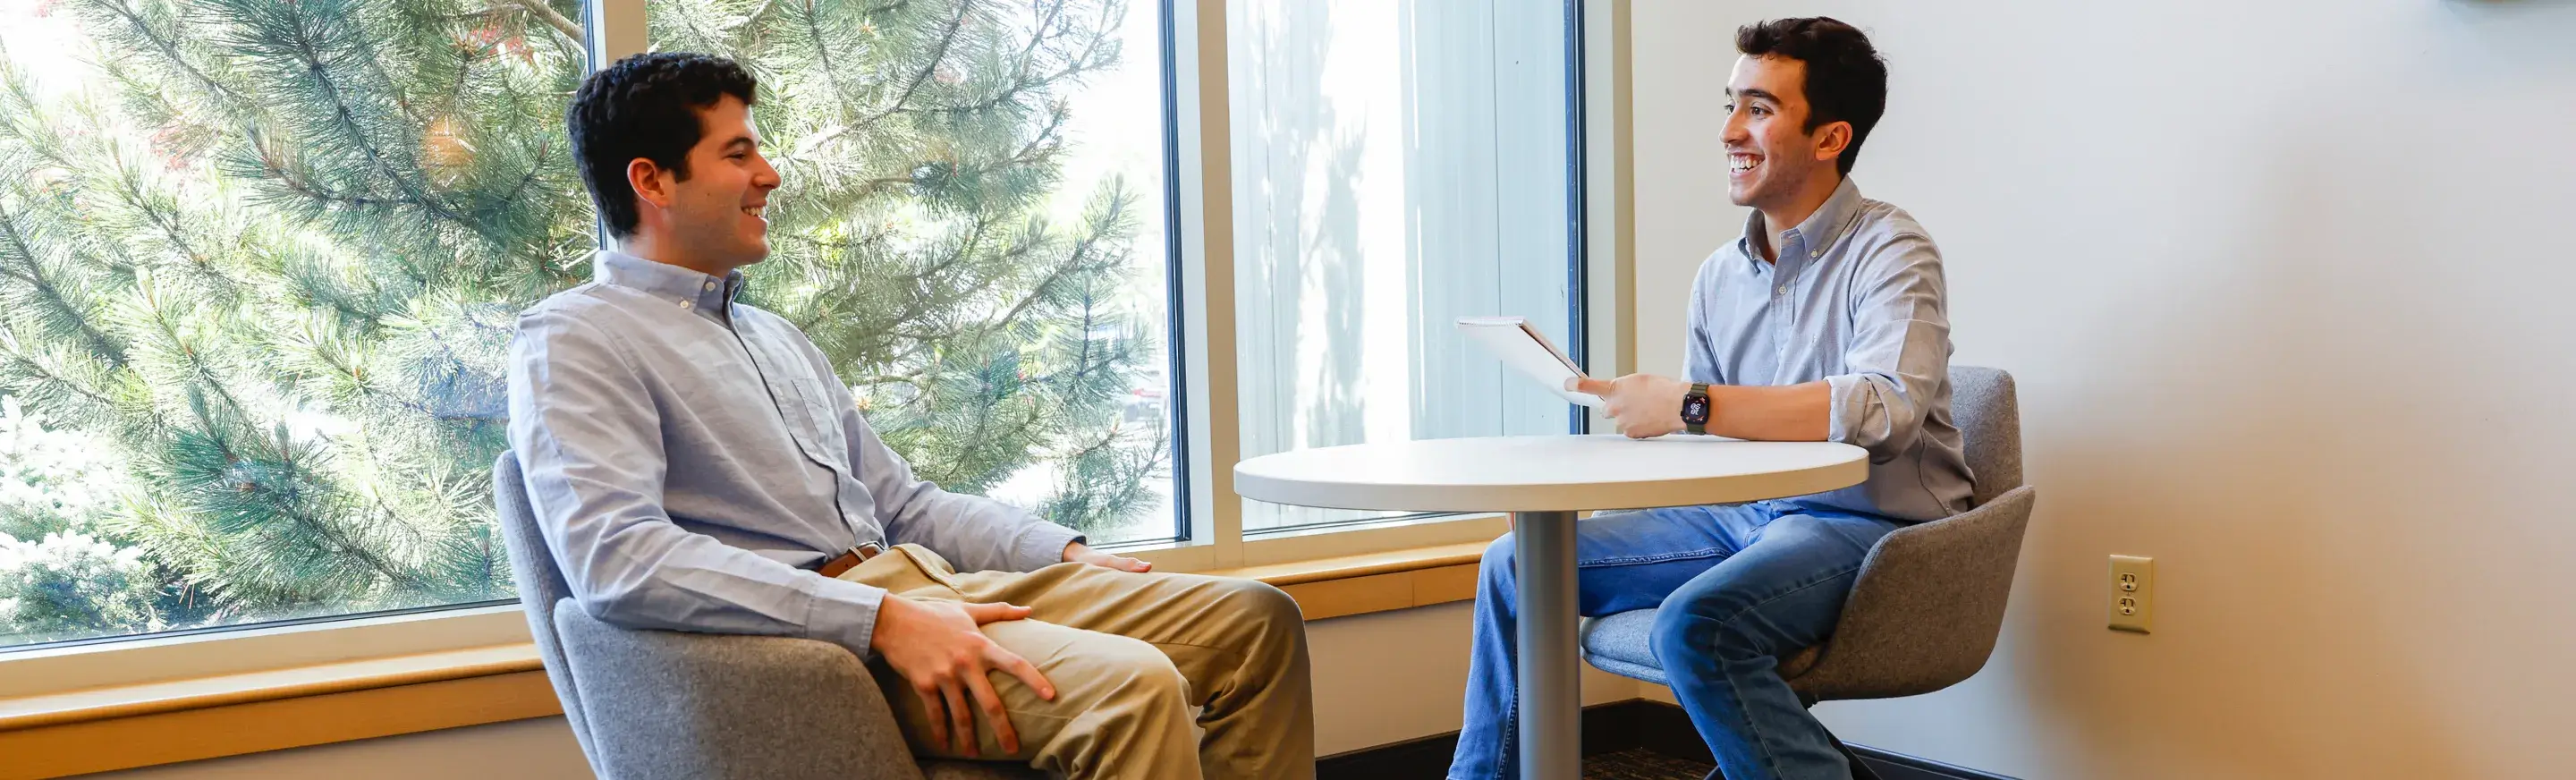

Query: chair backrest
[[1785, 366, 2033, 703], [1791, 484, 2036, 703], [492, 451, 602, 770], [1948, 365, 2023, 507]]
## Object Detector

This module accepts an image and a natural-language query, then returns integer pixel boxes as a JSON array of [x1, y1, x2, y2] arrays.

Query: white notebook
[[1456, 316, 1605, 408]]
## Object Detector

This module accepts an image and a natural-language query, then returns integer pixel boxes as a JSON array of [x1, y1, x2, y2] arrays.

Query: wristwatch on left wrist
[[1681, 383, 1712, 436]]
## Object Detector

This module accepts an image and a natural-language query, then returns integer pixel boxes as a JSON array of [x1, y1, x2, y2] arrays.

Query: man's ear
[[626, 157, 674, 211], [1812, 121, 1853, 165]]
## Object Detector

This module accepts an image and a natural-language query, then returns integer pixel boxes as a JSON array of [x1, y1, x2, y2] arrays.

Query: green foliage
[[0, 0, 1165, 648], [0, 530, 165, 645]]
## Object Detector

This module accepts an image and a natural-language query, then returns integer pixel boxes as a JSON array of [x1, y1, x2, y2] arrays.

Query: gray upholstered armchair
[[492, 452, 1047, 780], [1578, 366, 2038, 773]]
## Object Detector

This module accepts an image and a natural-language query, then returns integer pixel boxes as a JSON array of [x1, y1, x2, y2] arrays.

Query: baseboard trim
[[1316, 699, 2018, 780]]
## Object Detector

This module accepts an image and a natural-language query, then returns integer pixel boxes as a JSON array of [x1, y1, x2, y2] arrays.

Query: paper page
[[1457, 316, 1605, 408]]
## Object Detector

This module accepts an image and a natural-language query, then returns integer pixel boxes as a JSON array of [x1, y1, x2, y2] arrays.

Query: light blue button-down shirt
[[505, 250, 1084, 658], [1686, 178, 1974, 522]]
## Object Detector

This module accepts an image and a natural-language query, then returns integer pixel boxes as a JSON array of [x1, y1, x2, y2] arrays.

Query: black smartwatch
[[1681, 383, 1712, 436]]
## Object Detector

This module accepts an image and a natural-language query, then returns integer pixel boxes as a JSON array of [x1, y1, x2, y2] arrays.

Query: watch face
[[1682, 395, 1711, 425]]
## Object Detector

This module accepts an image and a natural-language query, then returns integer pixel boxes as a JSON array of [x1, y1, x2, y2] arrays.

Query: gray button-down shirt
[[506, 250, 1083, 658], [1687, 178, 1974, 522]]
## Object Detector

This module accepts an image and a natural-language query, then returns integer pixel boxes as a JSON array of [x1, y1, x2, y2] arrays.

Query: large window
[[0, 0, 1182, 650], [0, 0, 596, 649], [1228, 0, 1580, 531], [0, 0, 1588, 656]]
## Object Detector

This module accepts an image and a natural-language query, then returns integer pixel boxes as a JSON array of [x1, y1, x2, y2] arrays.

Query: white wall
[[1632, 2, 2576, 778], [101, 603, 1639, 776]]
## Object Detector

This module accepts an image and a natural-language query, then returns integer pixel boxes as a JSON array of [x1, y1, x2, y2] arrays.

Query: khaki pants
[[836, 545, 1315, 780]]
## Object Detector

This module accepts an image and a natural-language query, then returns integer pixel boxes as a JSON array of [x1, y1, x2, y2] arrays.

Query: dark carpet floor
[[1585, 747, 1716, 779]]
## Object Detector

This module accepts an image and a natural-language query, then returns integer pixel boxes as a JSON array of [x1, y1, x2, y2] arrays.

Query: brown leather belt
[[818, 542, 886, 579]]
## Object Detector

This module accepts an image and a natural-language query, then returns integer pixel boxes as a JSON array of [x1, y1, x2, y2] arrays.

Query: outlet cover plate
[[2109, 555, 2154, 633]]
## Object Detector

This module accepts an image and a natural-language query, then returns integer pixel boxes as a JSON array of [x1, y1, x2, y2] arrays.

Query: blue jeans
[[1445, 501, 1902, 780]]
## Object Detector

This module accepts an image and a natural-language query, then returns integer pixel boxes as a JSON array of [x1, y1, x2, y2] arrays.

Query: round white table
[[1234, 434, 1868, 780]]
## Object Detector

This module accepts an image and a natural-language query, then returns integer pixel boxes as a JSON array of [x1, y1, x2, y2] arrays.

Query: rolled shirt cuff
[[1823, 373, 1868, 446]]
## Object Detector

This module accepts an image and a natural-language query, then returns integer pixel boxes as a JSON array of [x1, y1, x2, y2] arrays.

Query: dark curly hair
[[567, 53, 759, 239], [1736, 18, 1886, 175]]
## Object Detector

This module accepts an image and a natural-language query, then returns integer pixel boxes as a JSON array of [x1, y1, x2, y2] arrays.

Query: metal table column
[[1513, 510, 1580, 779]]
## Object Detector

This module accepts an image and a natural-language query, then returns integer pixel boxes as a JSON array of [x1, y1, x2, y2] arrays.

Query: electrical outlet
[[2108, 555, 2153, 633]]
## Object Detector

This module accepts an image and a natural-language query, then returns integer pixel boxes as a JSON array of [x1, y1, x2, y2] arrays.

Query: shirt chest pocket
[[781, 377, 852, 472]]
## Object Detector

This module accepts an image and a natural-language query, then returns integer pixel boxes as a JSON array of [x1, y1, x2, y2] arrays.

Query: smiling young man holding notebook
[[1447, 18, 1971, 780]]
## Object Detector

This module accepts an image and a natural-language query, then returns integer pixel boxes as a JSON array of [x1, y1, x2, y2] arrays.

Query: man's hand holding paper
[[1568, 375, 1692, 438]]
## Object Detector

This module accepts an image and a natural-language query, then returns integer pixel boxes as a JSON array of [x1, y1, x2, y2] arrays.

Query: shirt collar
[[593, 249, 745, 318], [1737, 176, 1866, 268]]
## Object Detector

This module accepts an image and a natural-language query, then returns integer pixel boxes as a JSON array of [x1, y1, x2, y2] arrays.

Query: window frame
[[0, 0, 1631, 691]]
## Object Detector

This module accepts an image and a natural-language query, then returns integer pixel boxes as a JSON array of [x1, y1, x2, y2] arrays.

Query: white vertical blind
[[1229, 0, 1573, 530]]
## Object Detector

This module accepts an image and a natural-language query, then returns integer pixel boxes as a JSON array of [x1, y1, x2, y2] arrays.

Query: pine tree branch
[[486, 136, 560, 220], [1014, 0, 1072, 85], [1045, 422, 1166, 526], [434, 32, 479, 117], [862, 216, 1026, 362], [984, 263, 1079, 341], [131, 286, 256, 428], [994, 105, 1069, 170], [948, 363, 1045, 487], [0, 338, 119, 411], [885, 0, 1116, 122], [785, 0, 862, 123], [158, 393, 432, 593], [969, 0, 1090, 119], [72, 0, 255, 117], [740, 0, 785, 34], [343, 446, 457, 560], [254, 149, 435, 211], [345, 26, 428, 131], [508, 0, 585, 47], [977, 194, 1125, 343], [266, 11, 487, 242], [445, 5, 520, 22], [851, 370, 930, 386], [792, 211, 991, 339], [301, 337, 445, 421], [106, 162, 239, 304], [0, 202, 127, 366], [0, 64, 93, 174], [860, 0, 975, 126], [655, 0, 743, 55]]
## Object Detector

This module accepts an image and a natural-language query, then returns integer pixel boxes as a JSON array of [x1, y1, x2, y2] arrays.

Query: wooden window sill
[[0, 541, 1490, 778]]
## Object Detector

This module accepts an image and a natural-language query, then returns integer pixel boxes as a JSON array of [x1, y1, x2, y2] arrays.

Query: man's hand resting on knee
[[873, 596, 1056, 756]]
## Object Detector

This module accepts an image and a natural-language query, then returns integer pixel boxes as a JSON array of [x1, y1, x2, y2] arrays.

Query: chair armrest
[[1790, 485, 2038, 701], [555, 605, 928, 780]]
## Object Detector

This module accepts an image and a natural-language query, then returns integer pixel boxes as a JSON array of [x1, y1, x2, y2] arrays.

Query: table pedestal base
[[1514, 510, 1579, 780]]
